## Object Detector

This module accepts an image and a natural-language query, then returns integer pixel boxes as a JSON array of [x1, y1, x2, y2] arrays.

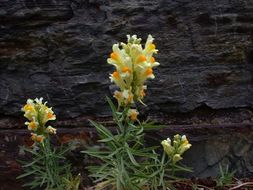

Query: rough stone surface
[[0, 0, 253, 188], [151, 124, 253, 177], [0, 0, 252, 120]]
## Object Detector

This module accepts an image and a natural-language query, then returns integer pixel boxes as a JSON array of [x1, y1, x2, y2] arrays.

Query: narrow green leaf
[[16, 169, 38, 179], [89, 120, 113, 139], [125, 146, 140, 167]]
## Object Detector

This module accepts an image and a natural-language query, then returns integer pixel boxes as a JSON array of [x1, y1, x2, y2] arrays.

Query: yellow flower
[[113, 90, 134, 106], [136, 55, 147, 64], [110, 52, 119, 61], [107, 34, 160, 106], [23, 104, 33, 112], [150, 56, 155, 64], [46, 126, 57, 134], [42, 109, 56, 124], [172, 154, 183, 163], [127, 109, 139, 121], [161, 138, 174, 156], [121, 66, 131, 74], [36, 135, 44, 143], [123, 90, 134, 103], [31, 133, 45, 143], [161, 134, 191, 163], [178, 135, 191, 155], [25, 121, 38, 131], [148, 43, 156, 51], [22, 98, 57, 143], [144, 35, 158, 55], [22, 99, 37, 121], [113, 71, 120, 79], [144, 68, 154, 78]]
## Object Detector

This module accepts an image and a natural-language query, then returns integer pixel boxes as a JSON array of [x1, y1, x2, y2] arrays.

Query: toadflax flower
[[22, 98, 57, 143], [46, 126, 57, 134], [161, 134, 191, 164], [127, 109, 139, 121], [107, 34, 159, 107]]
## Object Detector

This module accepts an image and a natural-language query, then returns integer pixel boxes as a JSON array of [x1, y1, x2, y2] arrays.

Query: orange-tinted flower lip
[[136, 55, 147, 64], [112, 71, 120, 79], [110, 52, 118, 61]]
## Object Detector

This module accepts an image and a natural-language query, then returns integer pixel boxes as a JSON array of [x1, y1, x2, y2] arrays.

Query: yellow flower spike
[[23, 98, 57, 144], [107, 35, 159, 106], [162, 134, 191, 163]]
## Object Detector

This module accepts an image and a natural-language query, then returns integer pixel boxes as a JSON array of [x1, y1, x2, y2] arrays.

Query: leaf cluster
[[83, 98, 169, 190], [216, 165, 235, 188], [17, 138, 77, 190]]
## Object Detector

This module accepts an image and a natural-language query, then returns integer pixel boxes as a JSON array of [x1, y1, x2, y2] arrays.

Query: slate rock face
[[0, 0, 252, 120], [0, 0, 253, 187]]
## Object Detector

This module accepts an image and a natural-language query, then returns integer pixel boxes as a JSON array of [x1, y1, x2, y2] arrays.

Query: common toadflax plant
[[85, 35, 192, 190], [18, 98, 80, 190], [18, 35, 192, 190]]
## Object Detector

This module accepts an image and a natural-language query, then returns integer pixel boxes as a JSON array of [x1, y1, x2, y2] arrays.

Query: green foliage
[[17, 138, 77, 190], [216, 165, 235, 188], [62, 173, 81, 190], [83, 98, 191, 190]]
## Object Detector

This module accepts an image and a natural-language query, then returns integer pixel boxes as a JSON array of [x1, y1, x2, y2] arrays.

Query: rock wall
[[0, 0, 252, 120], [0, 0, 253, 188]]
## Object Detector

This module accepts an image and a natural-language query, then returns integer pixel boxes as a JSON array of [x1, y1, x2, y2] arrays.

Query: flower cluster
[[107, 35, 159, 107], [161, 134, 191, 164], [22, 98, 56, 143]]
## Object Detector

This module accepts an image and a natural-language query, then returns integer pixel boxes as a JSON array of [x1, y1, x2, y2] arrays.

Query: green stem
[[171, 163, 175, 176]]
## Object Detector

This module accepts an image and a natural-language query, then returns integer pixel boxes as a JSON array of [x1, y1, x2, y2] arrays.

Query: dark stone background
[[0, 0, 253, 188], [0, 0, 252, 120]]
